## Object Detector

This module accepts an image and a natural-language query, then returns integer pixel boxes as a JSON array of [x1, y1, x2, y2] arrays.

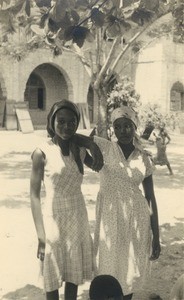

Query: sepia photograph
[[0, 0, 184, 299]]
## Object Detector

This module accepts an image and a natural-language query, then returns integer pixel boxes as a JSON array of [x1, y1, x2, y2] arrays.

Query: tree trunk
[[94, 86, 108, 139]]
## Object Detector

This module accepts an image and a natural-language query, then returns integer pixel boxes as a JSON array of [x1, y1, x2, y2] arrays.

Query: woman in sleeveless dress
[[30, 99, 103, 300]]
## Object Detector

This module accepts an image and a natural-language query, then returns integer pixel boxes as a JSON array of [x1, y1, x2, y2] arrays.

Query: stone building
[[0, 13, 184, 131], [0, 47, 94, 130], [134, 37, 184, 122], [117, 13, 184, 132]]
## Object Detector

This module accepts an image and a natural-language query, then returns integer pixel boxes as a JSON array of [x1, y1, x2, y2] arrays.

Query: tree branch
[[118, 36, 158, 74], [105, 12, 172, 83], [110, 30, 146, 73], [64, 44, 92, 77], [94, 36, 120, 89], [78, 0, 110, 27]]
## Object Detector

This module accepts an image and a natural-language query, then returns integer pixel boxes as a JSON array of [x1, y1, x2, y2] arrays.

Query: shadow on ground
[[0, 152, 31, 179], [1, 284, 90, 300], [138, 220, 184, 300], [0, 197, 30, 208], [1, 285, 44, 300]]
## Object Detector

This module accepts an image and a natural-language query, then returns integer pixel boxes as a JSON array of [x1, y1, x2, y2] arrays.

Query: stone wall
[[0, 48, 91, 129]]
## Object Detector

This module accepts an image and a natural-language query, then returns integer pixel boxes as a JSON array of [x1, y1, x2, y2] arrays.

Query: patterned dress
[[38, 140, 93, 292], [93, 136, 154, 295]]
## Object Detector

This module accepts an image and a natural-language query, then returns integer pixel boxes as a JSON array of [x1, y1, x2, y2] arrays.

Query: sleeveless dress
[[93, 136, 154, 295], [38, 140, 93, 292]]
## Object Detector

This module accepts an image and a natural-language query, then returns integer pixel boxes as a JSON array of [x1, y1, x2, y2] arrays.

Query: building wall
[[134, 41, 165, 111], [132, 37, 184, 114], [163, 39, 184, 112], [28, 64, 68, 126], [1, 30, 184, 130], [0, 48, 91, 129]]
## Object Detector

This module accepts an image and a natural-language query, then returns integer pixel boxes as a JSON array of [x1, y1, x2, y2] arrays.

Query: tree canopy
[[0, 0, 183, 137], [0, 0, 181, 51]]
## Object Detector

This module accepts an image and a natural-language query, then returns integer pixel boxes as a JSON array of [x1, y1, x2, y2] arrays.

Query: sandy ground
[[0, 129, 183, 300]]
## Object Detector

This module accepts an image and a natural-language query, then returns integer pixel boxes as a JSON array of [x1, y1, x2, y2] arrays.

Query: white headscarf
[[111, 105, 139, 128], [111, 105, 144, 152]]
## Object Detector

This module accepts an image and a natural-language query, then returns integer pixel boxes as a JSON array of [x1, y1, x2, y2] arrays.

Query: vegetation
[[0, 0, 183, 137]]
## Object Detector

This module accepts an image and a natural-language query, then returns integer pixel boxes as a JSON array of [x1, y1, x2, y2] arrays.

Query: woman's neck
[[118, 141, 135, 159], [53, 135, 70, 156]]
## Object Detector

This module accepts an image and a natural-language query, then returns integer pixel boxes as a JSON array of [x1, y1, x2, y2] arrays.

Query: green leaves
[[64, 25, 90, 47], [91, 7, 105, 26], [25, 0, 30, 16], [131, 8, 153, 25], [172, 1, 184, 43], [35, 0, 51, 8], [0, 0, 181, 56], [105, 15, 131, 38], [107, 76, 141, 112]]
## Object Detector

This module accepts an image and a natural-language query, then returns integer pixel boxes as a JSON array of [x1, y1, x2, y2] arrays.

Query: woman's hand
[[37, 238, 45, 261], [89, 142, 104, 172], [150, 237, 161, 261], [72, 134, 104, 172]]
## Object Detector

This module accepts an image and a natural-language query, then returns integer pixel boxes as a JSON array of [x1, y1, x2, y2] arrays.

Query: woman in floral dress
[[91, 106, 161, 300]]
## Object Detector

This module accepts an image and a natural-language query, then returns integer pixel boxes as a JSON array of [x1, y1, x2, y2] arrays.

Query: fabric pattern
[[93, 136, 154, 295], [38, 140, 93, 292]]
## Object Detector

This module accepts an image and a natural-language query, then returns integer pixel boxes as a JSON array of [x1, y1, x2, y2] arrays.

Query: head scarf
[[47, 99, 80, 138], [89, 275, 124, 300], [111, 105, 139, 128], [47, 99, 84, 174], [111, 105, 144, 152]]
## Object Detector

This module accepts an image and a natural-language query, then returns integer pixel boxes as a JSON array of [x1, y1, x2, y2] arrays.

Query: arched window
[[170, 81, 184, 111], [24, 73, 45, 110]]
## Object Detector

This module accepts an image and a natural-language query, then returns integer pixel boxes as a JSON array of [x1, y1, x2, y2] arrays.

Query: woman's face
[[113, 117, 135, 144], [54, 108, 78, 140]]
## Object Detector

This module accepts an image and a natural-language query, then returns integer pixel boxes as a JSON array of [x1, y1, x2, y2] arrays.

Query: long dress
[[38, 140, 93, 292], [153, 137, 169, 166], [93, 136, 154, 295]]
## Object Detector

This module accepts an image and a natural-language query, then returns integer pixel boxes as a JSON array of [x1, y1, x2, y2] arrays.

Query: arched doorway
[[24, 63, 69, 127], [24, 73, 45, 110], [170, 81, 184, 112]]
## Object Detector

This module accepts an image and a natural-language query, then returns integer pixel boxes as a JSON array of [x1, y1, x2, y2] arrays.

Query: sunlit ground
[[0, 130, 183, 300]]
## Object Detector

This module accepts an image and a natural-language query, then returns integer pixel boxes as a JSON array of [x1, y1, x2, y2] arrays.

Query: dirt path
[[0, 130, 183, 300]]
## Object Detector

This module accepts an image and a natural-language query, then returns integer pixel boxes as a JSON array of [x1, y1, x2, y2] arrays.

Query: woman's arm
[[142, 175, 161, 260], [165, 132, 171, 145], [30, 149, 46, 261], [73, 134, 104, 171]]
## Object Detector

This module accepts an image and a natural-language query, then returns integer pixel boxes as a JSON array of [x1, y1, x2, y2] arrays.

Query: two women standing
[[30, 100, 161, 300]]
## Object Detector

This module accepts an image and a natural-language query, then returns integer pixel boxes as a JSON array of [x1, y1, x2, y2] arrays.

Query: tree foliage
[[172, 0, 184, 43], [106, 76, 141, 127], [0, 0, 174, 50], [0, 0, 181, 137], [107, 76, 141, 110]]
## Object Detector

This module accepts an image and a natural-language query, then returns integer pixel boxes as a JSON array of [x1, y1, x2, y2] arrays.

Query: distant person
[[89, 275, 124, 300], [153, 123, 173, 175], [30, 99, 103, 300], [170, 274, 184, 300]]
